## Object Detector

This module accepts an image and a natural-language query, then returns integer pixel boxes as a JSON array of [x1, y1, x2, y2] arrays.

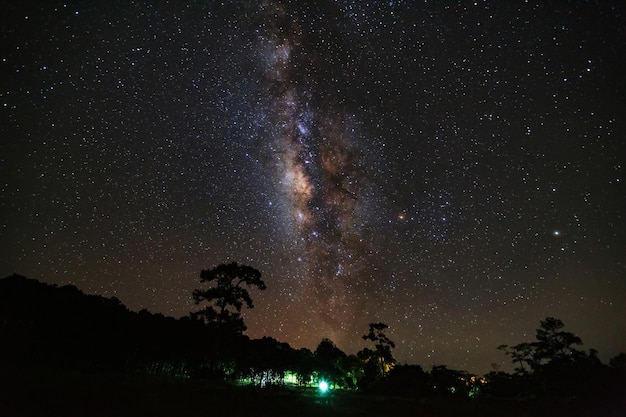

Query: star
[[0, 0, 623, 374]]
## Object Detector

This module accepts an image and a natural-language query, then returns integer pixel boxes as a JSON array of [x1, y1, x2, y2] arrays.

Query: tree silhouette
[[382, 364, 428, 397], [534, 316, 584, 365], [497, 342, 535, 374], [314, 338, 347, 388], [360, 322, 396, 381], [499, 316, 584, 374], [497, 316, 613, 401], [293, 348, 317, 386], [192, 262, 266, 335], [430, 365, 468, 397], [609, 352, 626, 371]]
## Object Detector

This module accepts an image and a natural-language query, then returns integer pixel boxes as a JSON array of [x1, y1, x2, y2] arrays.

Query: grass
[[1, 365, 622, 417]]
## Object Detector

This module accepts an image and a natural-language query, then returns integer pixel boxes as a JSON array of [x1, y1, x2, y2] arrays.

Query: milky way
[[1, 1, 624, 373], [256, 1, 372, 339]]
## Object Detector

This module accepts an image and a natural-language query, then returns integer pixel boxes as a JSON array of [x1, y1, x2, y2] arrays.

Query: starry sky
[[1, 1, 625, 374]]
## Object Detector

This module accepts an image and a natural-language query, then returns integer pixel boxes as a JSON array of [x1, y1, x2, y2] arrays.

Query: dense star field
[[1, 1, 624, 373]]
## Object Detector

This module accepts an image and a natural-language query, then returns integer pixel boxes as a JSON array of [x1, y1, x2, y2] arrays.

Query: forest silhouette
[[1, 268, 624, 416]]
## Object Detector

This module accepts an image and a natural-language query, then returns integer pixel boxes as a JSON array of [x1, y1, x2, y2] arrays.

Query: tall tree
[[499, 316, 585, 374], [360, 322, 396, 380], [314, 338, 347, 388], [499, 317, 612, 400], [533, 316, 583, 365], [192, 262, 266, 335]]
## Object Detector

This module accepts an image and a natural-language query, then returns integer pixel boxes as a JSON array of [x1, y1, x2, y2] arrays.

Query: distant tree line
[[1, 264, 624, 414], [0, 273, 208, 377]]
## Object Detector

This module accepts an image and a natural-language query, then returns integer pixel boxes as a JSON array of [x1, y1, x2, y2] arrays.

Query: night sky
[[1, 1, 625, 374]]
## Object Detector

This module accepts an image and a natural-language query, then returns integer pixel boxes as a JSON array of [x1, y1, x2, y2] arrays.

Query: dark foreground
[[1, 366, 623, 417]]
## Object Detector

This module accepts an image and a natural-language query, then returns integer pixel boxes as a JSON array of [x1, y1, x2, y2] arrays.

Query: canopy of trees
[[192, 262, 266, 335], [494, 316, 620, 401], [498, 316, 586, 374]]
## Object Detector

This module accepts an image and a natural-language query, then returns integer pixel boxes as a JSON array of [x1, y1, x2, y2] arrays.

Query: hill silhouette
[[0, 274, 209, 375]]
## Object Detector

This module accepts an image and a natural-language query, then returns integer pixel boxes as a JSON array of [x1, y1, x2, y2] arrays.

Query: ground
[[0, 365, 622, 417]]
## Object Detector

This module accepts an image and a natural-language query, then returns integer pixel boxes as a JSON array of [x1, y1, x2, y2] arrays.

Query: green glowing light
[[318, 381, 329, 392]]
